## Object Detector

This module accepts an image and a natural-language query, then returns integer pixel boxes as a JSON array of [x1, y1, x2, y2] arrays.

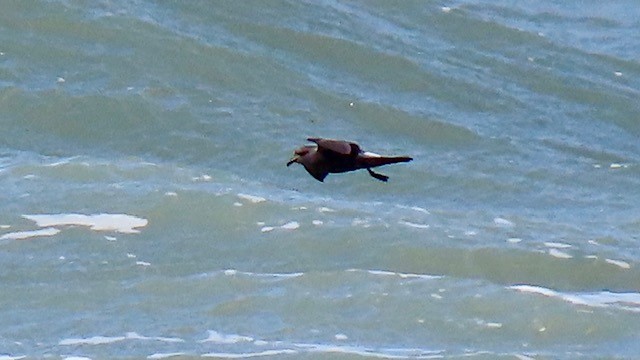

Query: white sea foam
[[350, 269, 441, 280], [147, 353, 185, 359], [223, 269, 304, 279], [410, 206, 430, 214], [544, 242, 571, 249], [143, 328, 444, 359], [201, 350, 297, 358], [548, 249, 572, 259], [59, 332, 184, 346], [280, 221, 300, 230], [0, 227, 60, 240], [475, 319, 503, 329], [351, 218, 371, 227], [514, 355, 536, 360], [605, 258, 631, 269], [0, 356, 26, 360], [260, 221, 300, 231], [493, 217, 515, 227], [237, 193, 266, 203], [192, 174, 212, 182], [398, 220, 430, 229], [59, 335, 126, 346], [62, 357, 92, 360], [43, 156, 78, 167], [124, 332, 184, 343], [510, 285, 640, 312], [199, 330, 254, 344], [24, 213, 148, 234], [294, 342, 443, 359]]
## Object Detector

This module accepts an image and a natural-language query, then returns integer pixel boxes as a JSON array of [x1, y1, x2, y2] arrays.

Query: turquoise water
[[1, 1, 640, 359]]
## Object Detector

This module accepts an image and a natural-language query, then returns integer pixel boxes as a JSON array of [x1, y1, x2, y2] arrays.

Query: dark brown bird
[[286, 138, 413, 182]]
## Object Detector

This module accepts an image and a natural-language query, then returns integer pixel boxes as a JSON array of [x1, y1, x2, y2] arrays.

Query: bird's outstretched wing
[[307, 138, 360, 156]]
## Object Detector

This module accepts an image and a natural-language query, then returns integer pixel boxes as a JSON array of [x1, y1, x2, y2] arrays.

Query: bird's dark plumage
[[287, 138, 413, 182]]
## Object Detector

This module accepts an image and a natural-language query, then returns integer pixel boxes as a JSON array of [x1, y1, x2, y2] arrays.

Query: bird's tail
[[360, 156, 413, 168]]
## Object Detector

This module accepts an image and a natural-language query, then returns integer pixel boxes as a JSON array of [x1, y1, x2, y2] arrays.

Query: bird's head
[[286, 146, 314, 166]]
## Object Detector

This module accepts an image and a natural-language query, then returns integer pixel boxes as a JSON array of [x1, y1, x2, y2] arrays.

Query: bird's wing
[[307, 138, 360, 156], [305, 166, 328, 182]]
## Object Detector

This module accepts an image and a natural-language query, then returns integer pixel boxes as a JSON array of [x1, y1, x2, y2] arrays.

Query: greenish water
[[1, 1, 640, 359]]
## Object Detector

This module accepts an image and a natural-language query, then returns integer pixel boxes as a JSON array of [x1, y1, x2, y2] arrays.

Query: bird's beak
[[286, 155, 299, 167]]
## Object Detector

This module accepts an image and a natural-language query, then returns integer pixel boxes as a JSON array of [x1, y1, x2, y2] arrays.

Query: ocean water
[[1, 1, 640, 359]]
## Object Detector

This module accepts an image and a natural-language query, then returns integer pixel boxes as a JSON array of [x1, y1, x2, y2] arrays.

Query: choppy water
[[2, 1, 640, 359]]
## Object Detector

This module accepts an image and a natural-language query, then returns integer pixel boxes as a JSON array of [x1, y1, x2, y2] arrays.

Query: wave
[[510, 285, 640, 312], [59, 332, 184, 346]]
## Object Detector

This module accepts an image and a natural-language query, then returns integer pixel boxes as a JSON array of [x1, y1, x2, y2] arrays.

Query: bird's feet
[[367, 168, 389, 182]]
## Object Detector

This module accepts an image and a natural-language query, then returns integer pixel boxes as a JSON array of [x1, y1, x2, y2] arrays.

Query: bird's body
[[287, 138, 412, 182]]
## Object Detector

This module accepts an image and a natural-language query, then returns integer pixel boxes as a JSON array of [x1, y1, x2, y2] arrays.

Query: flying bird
[[286, 137, 413, 182]]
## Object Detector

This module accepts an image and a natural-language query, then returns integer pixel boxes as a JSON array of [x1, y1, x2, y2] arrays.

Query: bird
[[286, 137, 413, 182]]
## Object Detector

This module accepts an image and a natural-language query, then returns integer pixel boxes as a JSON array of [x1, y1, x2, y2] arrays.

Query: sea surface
[[1, 1, 640, 359]]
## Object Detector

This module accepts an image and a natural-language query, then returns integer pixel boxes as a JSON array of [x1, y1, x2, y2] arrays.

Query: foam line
[[24, 213, 148, 234]]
